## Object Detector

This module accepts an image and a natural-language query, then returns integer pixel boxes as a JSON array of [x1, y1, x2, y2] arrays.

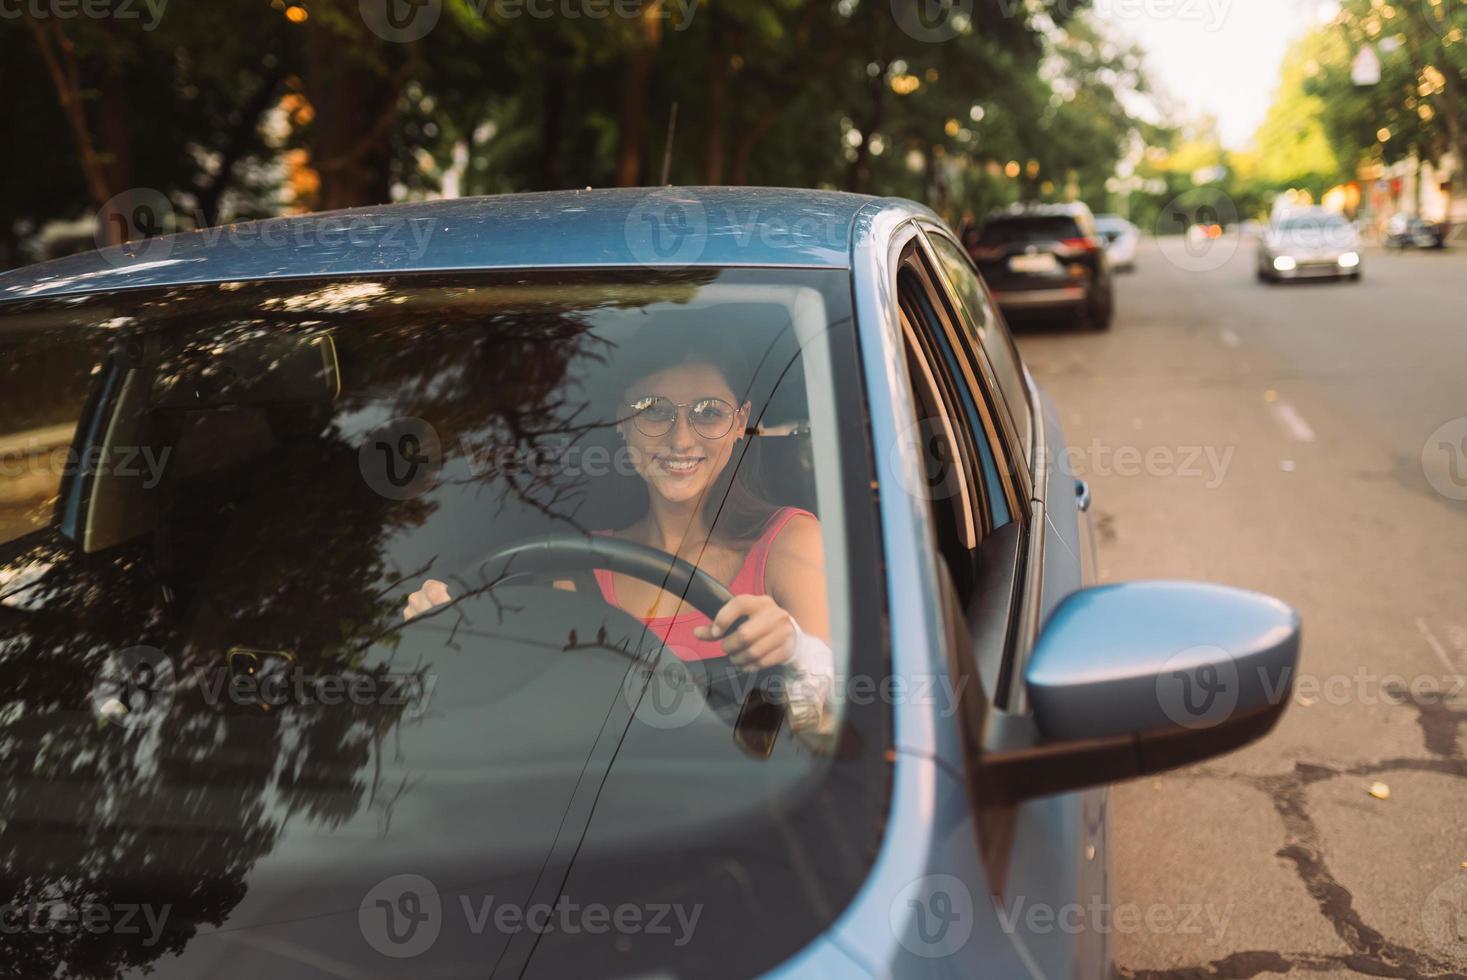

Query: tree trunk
[[26, 18, 121, 241], [303, 29, 397, 210], [702, 19, 726, 184], [535, 75, 567, 190], [615, 5, 663, 187], [731, 106, 782, 186]]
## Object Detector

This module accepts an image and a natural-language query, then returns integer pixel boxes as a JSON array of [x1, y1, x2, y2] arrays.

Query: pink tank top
[[592, 507, 816, 661]]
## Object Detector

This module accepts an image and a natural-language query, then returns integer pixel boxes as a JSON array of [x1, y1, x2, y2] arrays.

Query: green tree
[[1308, 0, 1467, 183]]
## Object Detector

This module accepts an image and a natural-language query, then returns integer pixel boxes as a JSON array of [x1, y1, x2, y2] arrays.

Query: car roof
[[0, 188, 938, 304]]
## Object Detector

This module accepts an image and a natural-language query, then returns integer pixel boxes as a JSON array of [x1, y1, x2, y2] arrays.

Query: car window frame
[[894, 254, 985, 552], [918, 223, 1035, 483], [889, 227, 1035, 702]]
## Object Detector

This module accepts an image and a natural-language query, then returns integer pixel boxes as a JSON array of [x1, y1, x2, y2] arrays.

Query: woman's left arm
[[692, 516, 835, 733], [764, 514, 830, 645], [692, 514, 829, 664]]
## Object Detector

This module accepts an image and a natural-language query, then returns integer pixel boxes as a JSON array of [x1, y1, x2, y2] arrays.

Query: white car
[[1094, 213, 1139, 271], [1257, 209, 1362, 283]]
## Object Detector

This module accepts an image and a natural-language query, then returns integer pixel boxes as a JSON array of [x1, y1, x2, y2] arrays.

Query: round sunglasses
[[625, 395, 738, 439]]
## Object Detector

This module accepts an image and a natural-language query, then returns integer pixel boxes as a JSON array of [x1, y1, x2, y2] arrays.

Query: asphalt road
[[1014, 235, 1467, 979]]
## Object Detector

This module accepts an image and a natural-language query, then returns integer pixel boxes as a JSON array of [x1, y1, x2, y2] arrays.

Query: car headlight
[[1338, 251, 1360, 268], [1273, 256, 1297, 272]]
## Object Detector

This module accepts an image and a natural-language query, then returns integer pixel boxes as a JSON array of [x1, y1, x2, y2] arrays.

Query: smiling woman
[[407, 323, 837, 727]]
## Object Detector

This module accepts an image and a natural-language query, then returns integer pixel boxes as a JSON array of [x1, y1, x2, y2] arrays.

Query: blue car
[[0, 188, 1298, 979]]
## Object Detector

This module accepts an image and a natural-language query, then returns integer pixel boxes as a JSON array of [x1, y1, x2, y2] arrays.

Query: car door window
[[896, 282, 982, 601], [927, 231, 1034, 466], [896, 238, 1030, 703], [0, 325, 108, 548]]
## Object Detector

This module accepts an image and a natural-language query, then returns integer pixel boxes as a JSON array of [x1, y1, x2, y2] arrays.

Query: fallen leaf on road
[[1368, 782, 1390, 800]]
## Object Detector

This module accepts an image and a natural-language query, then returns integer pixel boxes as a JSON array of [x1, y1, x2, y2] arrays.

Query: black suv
[[969, 203, 1115, 330]]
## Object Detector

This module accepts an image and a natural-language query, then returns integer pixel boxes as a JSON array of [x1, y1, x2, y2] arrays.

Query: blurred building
[[1362, 153, 1463, 231]]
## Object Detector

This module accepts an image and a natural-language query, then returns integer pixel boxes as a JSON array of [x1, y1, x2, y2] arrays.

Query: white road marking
[[1270, 401, 1317, 443], [1220, 328, 1241, 348], [1416, 617, 1462, 677]]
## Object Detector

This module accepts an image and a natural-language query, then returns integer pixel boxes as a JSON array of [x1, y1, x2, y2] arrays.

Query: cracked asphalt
[[1014, 234, 1467, 979]]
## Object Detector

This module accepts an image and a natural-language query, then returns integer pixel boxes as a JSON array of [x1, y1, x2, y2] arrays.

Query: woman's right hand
[[403, 579, 453, 621]]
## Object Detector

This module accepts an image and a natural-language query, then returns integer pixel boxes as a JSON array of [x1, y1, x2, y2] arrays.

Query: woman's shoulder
[[761, 507, 821, 560], [753, 507, 822, 596], [755, 504, 816, 539]]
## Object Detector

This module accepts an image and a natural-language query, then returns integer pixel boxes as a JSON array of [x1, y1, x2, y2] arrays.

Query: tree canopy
[[4, 0, 1165, 267]]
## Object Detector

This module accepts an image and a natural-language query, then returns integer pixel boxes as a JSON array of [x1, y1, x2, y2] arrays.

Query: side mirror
[[981, 581, 1300, 804]]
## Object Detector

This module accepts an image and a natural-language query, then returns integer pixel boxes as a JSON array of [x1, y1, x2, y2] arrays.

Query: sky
[[1104, 0, 1340, 148]]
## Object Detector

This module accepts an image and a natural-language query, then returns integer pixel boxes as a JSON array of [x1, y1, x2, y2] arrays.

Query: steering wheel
[[474, 534, 788, 718]]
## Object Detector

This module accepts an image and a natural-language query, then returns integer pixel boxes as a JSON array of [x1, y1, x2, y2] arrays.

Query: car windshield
[[1093, 216, 1128, 234], [0, 269, 888, 978], [1275, 215, 1351, 234], [980, 215, 1084, 243]]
